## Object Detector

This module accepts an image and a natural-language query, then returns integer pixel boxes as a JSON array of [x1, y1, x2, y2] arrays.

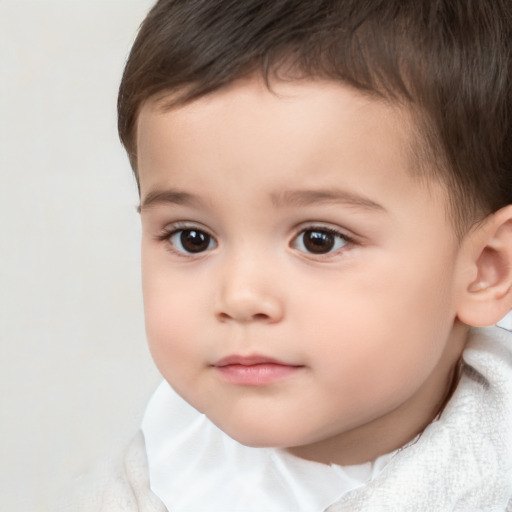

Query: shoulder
[[57, 432, 166, 512]]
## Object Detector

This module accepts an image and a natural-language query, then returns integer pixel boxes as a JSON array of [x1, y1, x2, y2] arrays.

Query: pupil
[[180, 230, 210, 253], [304, 231, 334, 253]]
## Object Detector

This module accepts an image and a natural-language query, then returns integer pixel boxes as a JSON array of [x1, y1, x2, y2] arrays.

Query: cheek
[[348, 242, 457, 329], [299, 255, 456, 394], [141, 263, 205, 376]]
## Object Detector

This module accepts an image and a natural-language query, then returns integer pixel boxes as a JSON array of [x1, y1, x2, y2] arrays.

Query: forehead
[[138, 79, 409, 172], [135, 78, 446, 220], [139, 78, 409, 140]]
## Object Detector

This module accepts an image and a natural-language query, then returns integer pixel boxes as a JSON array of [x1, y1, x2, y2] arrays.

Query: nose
[[214, 255, 284, 324]]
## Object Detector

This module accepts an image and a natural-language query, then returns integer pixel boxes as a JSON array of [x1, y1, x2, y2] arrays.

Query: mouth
[[212, 354, 304, 386]]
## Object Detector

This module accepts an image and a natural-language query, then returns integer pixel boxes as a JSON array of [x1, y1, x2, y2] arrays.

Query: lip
[[212, 354, 303, 386]]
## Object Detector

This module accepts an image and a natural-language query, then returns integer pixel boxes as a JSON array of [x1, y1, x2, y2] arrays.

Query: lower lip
[[214, 363, 301, 386]]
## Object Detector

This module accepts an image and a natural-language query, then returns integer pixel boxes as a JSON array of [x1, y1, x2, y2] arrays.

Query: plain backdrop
[[1, 2, 511, 512], [0, 2, 160, 511]]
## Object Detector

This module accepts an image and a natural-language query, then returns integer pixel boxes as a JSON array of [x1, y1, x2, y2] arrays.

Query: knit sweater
[[61, 326, 512, 511]]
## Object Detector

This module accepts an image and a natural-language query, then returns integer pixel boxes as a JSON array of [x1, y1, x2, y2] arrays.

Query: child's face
[[137, 78, 468, 464]]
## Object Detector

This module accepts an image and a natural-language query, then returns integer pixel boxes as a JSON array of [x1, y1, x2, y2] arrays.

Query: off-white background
[[1, 2, 511, 512], [0, 2, 160, 511]]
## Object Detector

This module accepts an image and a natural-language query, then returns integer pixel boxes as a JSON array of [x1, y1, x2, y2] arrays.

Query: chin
[[217, 421, 308, 449]]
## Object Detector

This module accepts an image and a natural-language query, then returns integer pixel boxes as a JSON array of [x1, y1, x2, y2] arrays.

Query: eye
[[293, 228, 349, 255], [168, 228, 216, 254]]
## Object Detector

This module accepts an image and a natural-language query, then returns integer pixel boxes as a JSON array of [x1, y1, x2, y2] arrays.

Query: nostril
[[215, 311, 272, 322], [214, 293, 284, 323]]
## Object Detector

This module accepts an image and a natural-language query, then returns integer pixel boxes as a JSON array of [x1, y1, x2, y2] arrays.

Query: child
[[68, 0, 512, 510]]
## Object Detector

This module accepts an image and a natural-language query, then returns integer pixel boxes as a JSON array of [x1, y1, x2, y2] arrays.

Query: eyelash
[[155, 223, 355, 258]]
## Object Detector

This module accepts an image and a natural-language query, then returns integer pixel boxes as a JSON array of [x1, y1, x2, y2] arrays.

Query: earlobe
[[456, 205, 512, 327]]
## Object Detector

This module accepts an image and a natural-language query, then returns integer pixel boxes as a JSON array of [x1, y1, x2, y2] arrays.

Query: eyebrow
[[270, 189, 386, 212], [138, 189, 202, 212], [139, 187, 386, 213]]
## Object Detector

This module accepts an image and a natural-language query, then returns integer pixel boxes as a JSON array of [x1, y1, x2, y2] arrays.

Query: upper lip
[[213, 354, 300, 367]]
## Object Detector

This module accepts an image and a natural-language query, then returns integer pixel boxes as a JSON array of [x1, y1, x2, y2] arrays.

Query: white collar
[[142, 381, 393, 512]]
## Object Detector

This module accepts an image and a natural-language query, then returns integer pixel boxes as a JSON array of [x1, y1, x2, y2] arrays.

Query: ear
[[456, 205, 512, 327]]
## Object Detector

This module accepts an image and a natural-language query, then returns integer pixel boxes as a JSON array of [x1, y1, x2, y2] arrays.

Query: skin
[[136, 78, 471, 465]]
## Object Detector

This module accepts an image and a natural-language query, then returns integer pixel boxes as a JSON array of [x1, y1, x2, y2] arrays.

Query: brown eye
[[302, 230, 335, 253], [294, 229, 348, 254], [170, 229, 216, 254]]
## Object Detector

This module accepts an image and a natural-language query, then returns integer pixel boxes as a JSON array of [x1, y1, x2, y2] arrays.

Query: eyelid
[[294, 222, 355, 241], [156, 220, 213, 238]]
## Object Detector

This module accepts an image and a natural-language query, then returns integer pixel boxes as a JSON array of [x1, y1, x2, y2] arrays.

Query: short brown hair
[[118, 0, 512, 234]]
